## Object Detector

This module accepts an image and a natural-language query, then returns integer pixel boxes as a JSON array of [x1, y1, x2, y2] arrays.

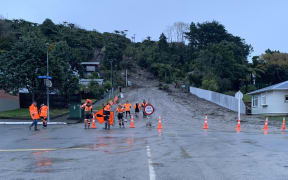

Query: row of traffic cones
[[203, 115, 287, 132], [262, 117, 286, 131], [90, 115, 163, 129]]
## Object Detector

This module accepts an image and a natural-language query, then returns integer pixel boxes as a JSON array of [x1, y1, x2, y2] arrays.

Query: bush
[[201, 79, 218, 92], [103, 81, 112, 90]]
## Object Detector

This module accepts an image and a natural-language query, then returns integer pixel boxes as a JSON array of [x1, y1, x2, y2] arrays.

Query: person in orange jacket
[[116, 104, 125, 128], [134, 103, 141, 118], [39, 104, 48, 128], [29, 101, 40, 131], [124, 101, 132, 118], [141, 100, 148, 118], [81, 99, 93, 129], [103, 102, 111, 130]]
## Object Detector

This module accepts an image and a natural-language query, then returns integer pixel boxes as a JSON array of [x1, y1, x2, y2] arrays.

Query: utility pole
[[110, 59, 113, 97], [46, 44, 50, 122], [132, 34, 136, 43], [125, 69, 128, 87]]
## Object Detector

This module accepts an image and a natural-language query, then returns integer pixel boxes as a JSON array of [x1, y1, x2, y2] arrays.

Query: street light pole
[[110, 59, 113, 97], [46, 45, 50, 122]]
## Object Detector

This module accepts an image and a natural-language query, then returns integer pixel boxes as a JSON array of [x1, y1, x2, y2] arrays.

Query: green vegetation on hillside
[[1, 18, 288, 100]]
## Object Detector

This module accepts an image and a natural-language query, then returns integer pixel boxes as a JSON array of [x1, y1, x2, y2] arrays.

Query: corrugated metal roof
[[248, 81, 288, 95], [81, 62, 100, 65]]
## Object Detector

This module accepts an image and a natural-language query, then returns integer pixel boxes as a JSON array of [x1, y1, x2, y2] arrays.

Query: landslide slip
[[123, 69, 237, 126], [122, 68, 266, 132]]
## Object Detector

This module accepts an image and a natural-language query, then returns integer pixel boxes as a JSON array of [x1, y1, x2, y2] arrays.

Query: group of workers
[[81, 98, 149, 130], [28, 97, 149, 131], [29, 101, 48, 131]]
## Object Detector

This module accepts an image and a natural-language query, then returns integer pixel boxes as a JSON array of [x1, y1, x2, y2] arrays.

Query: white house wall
[[251, 90, 288, 115]]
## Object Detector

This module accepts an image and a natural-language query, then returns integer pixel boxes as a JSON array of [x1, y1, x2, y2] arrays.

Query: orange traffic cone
[[91, 118, 96, 129], [203, 115, 208, 129], [157, 116, 162, 129], [236, 118, 241, 131], [130, 115, 135, 128], [282, 117, 286, 131], [263, 117, 268, 130]]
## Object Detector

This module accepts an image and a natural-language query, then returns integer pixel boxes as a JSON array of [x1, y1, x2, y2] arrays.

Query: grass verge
[[0, 108, 69, 119]]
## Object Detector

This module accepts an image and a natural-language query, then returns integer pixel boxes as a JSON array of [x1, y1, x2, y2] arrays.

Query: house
[[248, 81, 288, 115], [80, 61, 103, 86], [81, 62, 100, 78]]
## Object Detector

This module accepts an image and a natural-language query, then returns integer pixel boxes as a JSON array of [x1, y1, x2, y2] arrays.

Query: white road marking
[[0, 122, 67, 125], [146, 145, 156, 180], [0, 147, 90, 152], [0, 148, 57, 152]]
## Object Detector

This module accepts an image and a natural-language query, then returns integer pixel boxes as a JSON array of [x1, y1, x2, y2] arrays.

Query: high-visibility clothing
[[104, 104, 111, 111], [39, 105, 48, 118], [84, 105, 92, 112], [142, 102, 147, 108], [116, 107, 125, 113], [134, 103, 141, 110], [29, 104, 40, 120], [109, 111, 114, 125], [124, 103, 132, 111]]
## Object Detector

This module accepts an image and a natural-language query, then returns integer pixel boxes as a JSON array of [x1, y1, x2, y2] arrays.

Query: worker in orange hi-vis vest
[[29, 101, 40, 131], [116, 104, 125, 128], [134, 103, 141, 118], [81, 99, 93, 129], [123, 101, 132, 118], [103, 103, 111, 130], [141, 100, 148, 118], [39, 104, 48, 128]]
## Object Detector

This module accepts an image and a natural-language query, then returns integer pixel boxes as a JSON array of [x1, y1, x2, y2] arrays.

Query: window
[[252, 95, 258, 107], [261, 93, 267, 105], [285, 95, 288, 103], [86, 66, 96, 72]]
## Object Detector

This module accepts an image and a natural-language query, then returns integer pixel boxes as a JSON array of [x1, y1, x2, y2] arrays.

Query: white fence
[[189, 87, 246, 114]]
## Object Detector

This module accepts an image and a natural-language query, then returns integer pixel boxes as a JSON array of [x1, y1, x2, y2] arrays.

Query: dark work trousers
[[41, 117, 47, 127], [126, 111, 130, 118], [104, 111, 110, 130], [30, 119, 38, 130]]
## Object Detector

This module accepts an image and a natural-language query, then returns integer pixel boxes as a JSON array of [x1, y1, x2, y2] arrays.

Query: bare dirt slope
[[122, 68, 281, 133]]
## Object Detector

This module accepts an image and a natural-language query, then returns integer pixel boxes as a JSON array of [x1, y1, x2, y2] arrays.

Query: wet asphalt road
[[1, 87, 288, 180]]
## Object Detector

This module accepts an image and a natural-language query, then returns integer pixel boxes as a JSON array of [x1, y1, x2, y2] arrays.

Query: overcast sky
[[1, 0, 288, 59]]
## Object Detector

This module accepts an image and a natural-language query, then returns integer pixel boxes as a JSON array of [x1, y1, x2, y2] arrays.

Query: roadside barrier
[[263, 117, 268, 130], [203, 115, 208, 129], [282, 117, 286, 131], [130, 115, 135, 128], [236, 118, 241, 132], [91, 117, 96, 129], [157, 116, 162, 129]]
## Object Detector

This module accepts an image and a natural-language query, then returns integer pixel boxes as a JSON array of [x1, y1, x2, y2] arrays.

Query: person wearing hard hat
[[134, 102, 141, 118], [39, 104, 48, 128], [103, 102, 111, 130], [116, 104, 125, 128], [29, 101, 40, 131], [81, 99, 93, 129], [124, 101, 132, 118]]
